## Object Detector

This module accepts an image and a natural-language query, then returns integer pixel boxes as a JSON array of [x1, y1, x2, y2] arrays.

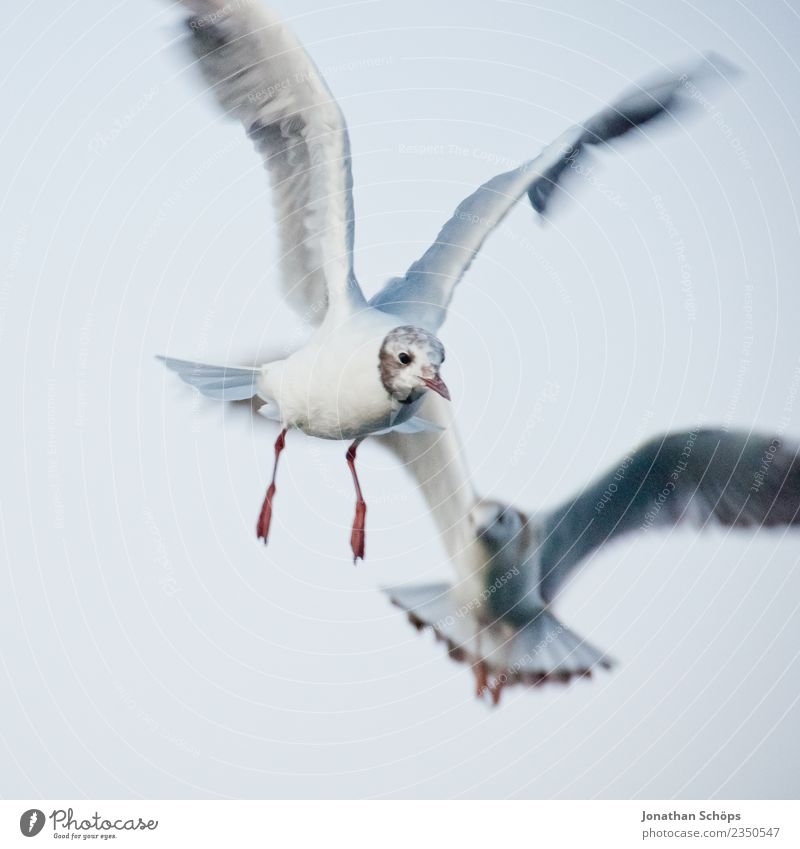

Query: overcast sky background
[[2, 0, 800, 799]]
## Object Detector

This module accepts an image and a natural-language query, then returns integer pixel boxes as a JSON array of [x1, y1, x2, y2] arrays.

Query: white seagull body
[[260, 311, 439, 441], [163, 309, 438, 441]]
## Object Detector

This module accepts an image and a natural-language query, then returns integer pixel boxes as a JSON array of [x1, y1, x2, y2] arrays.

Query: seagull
[[158, 0, 730, 560], [159, 1, 453, 561], [382, 397, 800, 704]]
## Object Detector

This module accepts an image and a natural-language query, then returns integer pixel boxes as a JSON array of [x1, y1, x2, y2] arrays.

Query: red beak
[[421, 374, 451, 401]]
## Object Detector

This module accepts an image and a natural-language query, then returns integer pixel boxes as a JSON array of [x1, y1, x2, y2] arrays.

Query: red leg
[[473, 659, 489, 699], [472, 662, 503, 705], [488, 676, 504, 706], [346, 439, 366, 563], [256, 428, 287, 544]]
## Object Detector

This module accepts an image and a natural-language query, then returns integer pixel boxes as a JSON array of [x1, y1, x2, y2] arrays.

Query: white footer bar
[[2, 800, 797, 847]]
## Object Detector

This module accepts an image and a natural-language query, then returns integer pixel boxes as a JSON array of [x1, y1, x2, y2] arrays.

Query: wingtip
[[680, 52, 742, 89], [701, 51, 742, 81], [155, 354, 177, 371]]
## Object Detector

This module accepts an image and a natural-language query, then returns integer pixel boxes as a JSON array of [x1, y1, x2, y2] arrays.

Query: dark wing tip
[[699, 51, 743, 82]]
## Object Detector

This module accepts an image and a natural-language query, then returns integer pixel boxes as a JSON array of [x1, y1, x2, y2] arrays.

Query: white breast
[[259, 311, 405, 440]]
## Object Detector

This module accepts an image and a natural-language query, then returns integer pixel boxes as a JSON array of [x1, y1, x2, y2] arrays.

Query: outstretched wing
[[537, 429, 800, 603], [179, 0, 364, 322], [370, 55, 734, 332], [376, 393, 480, 575]]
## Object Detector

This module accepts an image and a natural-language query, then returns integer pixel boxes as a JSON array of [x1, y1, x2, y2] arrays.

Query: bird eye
[[398, 352, 411, 365]]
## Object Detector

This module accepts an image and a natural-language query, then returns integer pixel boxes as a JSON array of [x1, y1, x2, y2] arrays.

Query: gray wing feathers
[[538, 429, 800, 602], [527, 55, 732, 213], [370, 55, 732, 332], [180, 0, 361, 321], [157, 355, 260, 401], [370, 163, 555, 330]]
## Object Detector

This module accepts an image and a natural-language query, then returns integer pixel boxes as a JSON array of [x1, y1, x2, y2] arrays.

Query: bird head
[[471, 500, 527, 559], [379, 325, 450, 403]]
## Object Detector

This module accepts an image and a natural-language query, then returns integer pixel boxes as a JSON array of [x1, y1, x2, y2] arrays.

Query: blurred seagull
[[382, 397, 800, 704], [157, 0, 730, 560]]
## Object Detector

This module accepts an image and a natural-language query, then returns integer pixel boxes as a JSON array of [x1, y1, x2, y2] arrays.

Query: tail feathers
[[384, 582, 477, 648], [157, 355, 260, 401], [384, 582, 612, 703], [499, 609, 612, 685]]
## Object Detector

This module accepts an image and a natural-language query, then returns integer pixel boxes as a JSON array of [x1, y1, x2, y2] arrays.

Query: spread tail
[[384, 582, 612, 702], [157, 355, 260, 401]]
